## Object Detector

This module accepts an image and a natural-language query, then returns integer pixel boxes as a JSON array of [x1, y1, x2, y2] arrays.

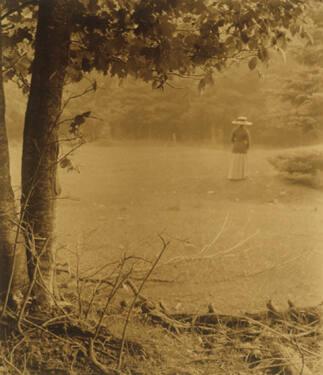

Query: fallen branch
[[137, 295, 321, 338]]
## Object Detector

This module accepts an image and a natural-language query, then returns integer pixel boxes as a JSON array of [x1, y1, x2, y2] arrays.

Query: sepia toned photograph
[[0, 0, 322, 374]]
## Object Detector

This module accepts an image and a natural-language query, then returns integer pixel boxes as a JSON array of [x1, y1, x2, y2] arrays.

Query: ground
[[22, 142, 320, 313], [8, 142, 323, 374], [10, 142, 323, 312]]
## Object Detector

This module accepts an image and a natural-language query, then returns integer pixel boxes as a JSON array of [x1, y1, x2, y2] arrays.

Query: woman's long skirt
[[228, 153, 248, 180]]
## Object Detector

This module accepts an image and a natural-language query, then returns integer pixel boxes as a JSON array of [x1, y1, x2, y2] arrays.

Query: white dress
[[228, 153, 248, 180]]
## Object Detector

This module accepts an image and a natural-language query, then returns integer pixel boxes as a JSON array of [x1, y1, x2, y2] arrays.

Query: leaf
[[60, 157, 80, 173], [257, 47, 270, 63], [290, 24, 300, 36], [74, 111, 91, 125], [198, 78, 206, 93], [241, 31, 249, 44], [60, 157, 73, 169], [205, 72, 214, 86], [69, 111, 92, 134], [152, 80, 159, 89], [248, 38, 259, 51], [4, 69, 15, 81], [248, 56, 258, 70], [277, 47, 287, 63], [304, 31, 314, 45], [81, 57, 91, 72], [276, 34, 287, 49]]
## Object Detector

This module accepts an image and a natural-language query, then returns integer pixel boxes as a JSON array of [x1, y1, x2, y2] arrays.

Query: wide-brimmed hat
[[232, 116, 253, 126]]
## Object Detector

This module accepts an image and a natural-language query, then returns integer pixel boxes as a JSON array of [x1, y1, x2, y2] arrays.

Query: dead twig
[[93, 259, 131, 341], [17, 238, 49, 335], [2, 356, 24, 375], [117, 235, 169, 370], [199, 213, 229, 254], [88, 339, 125, 375]]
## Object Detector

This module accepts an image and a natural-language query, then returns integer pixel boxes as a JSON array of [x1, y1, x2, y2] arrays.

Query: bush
[[268, 149, 323, 187]]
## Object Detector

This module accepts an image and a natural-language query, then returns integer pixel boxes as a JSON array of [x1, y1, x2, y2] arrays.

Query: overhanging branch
[[0, 0, 38, 22]]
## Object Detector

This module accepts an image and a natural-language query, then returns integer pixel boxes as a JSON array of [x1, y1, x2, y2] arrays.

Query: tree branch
[[0, 0, 38, 21]]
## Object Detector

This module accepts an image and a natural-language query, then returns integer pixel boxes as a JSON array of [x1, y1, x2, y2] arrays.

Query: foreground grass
[[0, 272, 321, 375]]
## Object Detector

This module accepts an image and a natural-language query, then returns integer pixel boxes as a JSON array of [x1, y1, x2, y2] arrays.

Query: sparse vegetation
[[269, 149, 323, 187]]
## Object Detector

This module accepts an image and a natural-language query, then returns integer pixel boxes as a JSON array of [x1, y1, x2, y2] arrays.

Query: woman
[[228, 116, 252, 180]]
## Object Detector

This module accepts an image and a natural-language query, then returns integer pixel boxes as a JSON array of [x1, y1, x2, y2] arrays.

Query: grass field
[[11, 143, 323, 314]]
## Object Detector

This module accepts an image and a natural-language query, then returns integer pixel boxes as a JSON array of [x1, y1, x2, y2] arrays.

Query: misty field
[[12, 143, 323, 314]]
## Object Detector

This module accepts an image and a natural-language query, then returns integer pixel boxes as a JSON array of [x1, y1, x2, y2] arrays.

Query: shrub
[[268, 149, 323, 187]]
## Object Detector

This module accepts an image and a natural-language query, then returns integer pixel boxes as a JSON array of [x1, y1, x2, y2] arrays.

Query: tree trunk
[[0, 26, 28, 305], [21, 0, 72, 308]]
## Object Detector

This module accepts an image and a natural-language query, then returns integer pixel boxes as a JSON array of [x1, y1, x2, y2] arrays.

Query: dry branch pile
[[141, 299, 321, 374], [125, 278, 322, 375]]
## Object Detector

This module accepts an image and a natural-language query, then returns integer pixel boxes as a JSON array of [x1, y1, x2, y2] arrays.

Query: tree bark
[[0, 26, 28, 305], [21, 0, 72, 308]]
